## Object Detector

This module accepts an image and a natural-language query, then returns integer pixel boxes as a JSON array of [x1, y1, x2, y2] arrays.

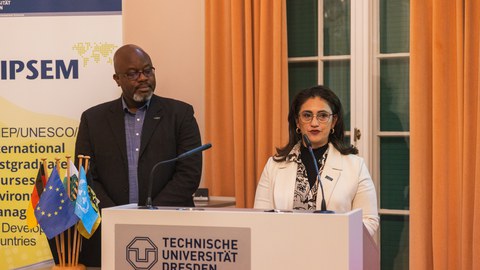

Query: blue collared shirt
[[122, 98, 150, 203]]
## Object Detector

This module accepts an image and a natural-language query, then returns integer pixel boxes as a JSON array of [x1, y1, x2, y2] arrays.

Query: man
[[74, 44, 202, 266]]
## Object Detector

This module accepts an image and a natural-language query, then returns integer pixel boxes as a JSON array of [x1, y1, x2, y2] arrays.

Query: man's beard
[[133, 91, 153, 103]]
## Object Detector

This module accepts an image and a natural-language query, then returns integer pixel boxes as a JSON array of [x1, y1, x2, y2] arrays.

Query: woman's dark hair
[[274, 85, 358, 161]]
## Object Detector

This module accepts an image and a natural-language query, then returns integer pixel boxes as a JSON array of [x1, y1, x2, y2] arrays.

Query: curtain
[[204, 0, 289, 207], [410, 0, 480, 269]]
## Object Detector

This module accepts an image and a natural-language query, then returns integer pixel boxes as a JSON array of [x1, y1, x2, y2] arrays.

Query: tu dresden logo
[[126, 237, 158, 270]]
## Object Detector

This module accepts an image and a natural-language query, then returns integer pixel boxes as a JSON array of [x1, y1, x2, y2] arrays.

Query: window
[[375, 0, 410, 269], [287, 0, 410, 269]]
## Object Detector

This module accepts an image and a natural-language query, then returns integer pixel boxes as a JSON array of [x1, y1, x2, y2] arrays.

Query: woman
[[254, 85, 379, 236]]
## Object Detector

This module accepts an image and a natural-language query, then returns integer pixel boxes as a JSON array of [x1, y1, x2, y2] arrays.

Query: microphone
[[302, 134, 334, 214], [140, 143, 212, 209]]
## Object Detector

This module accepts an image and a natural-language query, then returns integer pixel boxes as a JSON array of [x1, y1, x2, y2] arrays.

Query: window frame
[[286, 0, 411, 259]]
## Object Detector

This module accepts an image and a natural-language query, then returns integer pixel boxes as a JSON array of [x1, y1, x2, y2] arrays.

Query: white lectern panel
[[102, 205, 363, 270]]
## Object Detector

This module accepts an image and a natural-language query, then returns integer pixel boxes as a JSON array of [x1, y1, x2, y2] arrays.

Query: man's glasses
[[298, 111, 333, 123], [119, 67, 155, 81]]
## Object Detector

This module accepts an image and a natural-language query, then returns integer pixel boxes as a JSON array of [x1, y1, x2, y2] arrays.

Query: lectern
[[102, 205, 378, 270]]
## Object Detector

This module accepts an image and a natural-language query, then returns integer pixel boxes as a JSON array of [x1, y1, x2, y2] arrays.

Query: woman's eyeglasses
[[298, 111, 333, 123]]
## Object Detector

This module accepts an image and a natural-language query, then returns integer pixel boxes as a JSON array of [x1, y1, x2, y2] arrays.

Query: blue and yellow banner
[[0, 1, 122, 268]]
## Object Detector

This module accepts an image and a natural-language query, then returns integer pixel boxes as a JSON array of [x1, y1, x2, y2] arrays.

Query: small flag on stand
[[74, 166, 99, 234], [34, 167, 79, 239], [64, 160, 79, 201], [26, 163, 47, 229], [77, 185, 101, 239]]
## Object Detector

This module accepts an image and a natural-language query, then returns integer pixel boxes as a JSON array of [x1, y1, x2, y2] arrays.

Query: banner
[[0, 1, 122, 268]]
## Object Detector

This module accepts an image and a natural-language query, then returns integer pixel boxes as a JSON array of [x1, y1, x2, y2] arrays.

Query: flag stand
[[32, 155, 99, 270], [30, 155, 100, 270], [52, 265, 86, 270], [50, 155, 88, 270]]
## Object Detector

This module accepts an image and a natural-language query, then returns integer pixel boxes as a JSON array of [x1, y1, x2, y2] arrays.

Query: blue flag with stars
[[74, 166, 99, 234], [34, 167, 79, 239]]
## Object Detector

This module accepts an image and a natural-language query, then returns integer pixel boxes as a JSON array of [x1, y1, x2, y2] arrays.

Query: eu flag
[[34, 167, 79, 239]]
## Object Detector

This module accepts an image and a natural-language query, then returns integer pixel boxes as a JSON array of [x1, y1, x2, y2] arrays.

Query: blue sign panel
[[0, 0, 121, 14]]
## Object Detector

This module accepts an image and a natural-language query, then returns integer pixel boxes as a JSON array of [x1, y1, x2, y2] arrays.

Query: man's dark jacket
[[74, 94, 202, 266]]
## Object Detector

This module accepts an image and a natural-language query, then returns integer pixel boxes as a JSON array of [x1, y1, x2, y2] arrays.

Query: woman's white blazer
[[254, 144, 379, 236]]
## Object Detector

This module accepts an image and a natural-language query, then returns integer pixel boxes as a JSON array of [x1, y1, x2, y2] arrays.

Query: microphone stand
[[139, 143, 212, 210], [303, 134, 334, 214], [140, 158, 176, 209]]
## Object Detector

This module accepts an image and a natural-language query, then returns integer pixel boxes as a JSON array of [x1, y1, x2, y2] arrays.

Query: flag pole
[[43, 158, 63, 267], [76, 156, 91, 264], [72, 222, 79, 266], [84, 156, 90, 174], [78, 156, 90, 258], [66, 155, 73, 266], [66, 155, 71, 199], [67, 154, 81, 267], [55, 157, 66, 267], [75, 155, 84, 265]]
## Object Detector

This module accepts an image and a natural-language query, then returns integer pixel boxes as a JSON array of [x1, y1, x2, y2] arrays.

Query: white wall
[[123, 0, 205, 142]]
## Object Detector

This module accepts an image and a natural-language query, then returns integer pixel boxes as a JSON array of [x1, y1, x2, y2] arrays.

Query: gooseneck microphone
[[302, 134, 334, 214], [140, 143, 212, 209]]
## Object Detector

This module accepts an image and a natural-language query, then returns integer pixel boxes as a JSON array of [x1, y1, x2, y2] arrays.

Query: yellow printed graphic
[[0, 97, 78, 269], [72, 42, 117, 67]]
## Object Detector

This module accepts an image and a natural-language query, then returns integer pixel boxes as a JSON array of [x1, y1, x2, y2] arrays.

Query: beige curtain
[[204, 0, 289, 207], [410, 0, 480, 269]]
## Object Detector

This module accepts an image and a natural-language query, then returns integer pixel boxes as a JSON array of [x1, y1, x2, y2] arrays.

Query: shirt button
[[135, 148, 139, 152], [136, 133, 139, 136], [137, 118, 140, 121]]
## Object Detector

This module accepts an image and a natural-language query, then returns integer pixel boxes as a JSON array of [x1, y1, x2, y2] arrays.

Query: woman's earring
[[330, 128, 335, 134], [296, 127, 301, 134]]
